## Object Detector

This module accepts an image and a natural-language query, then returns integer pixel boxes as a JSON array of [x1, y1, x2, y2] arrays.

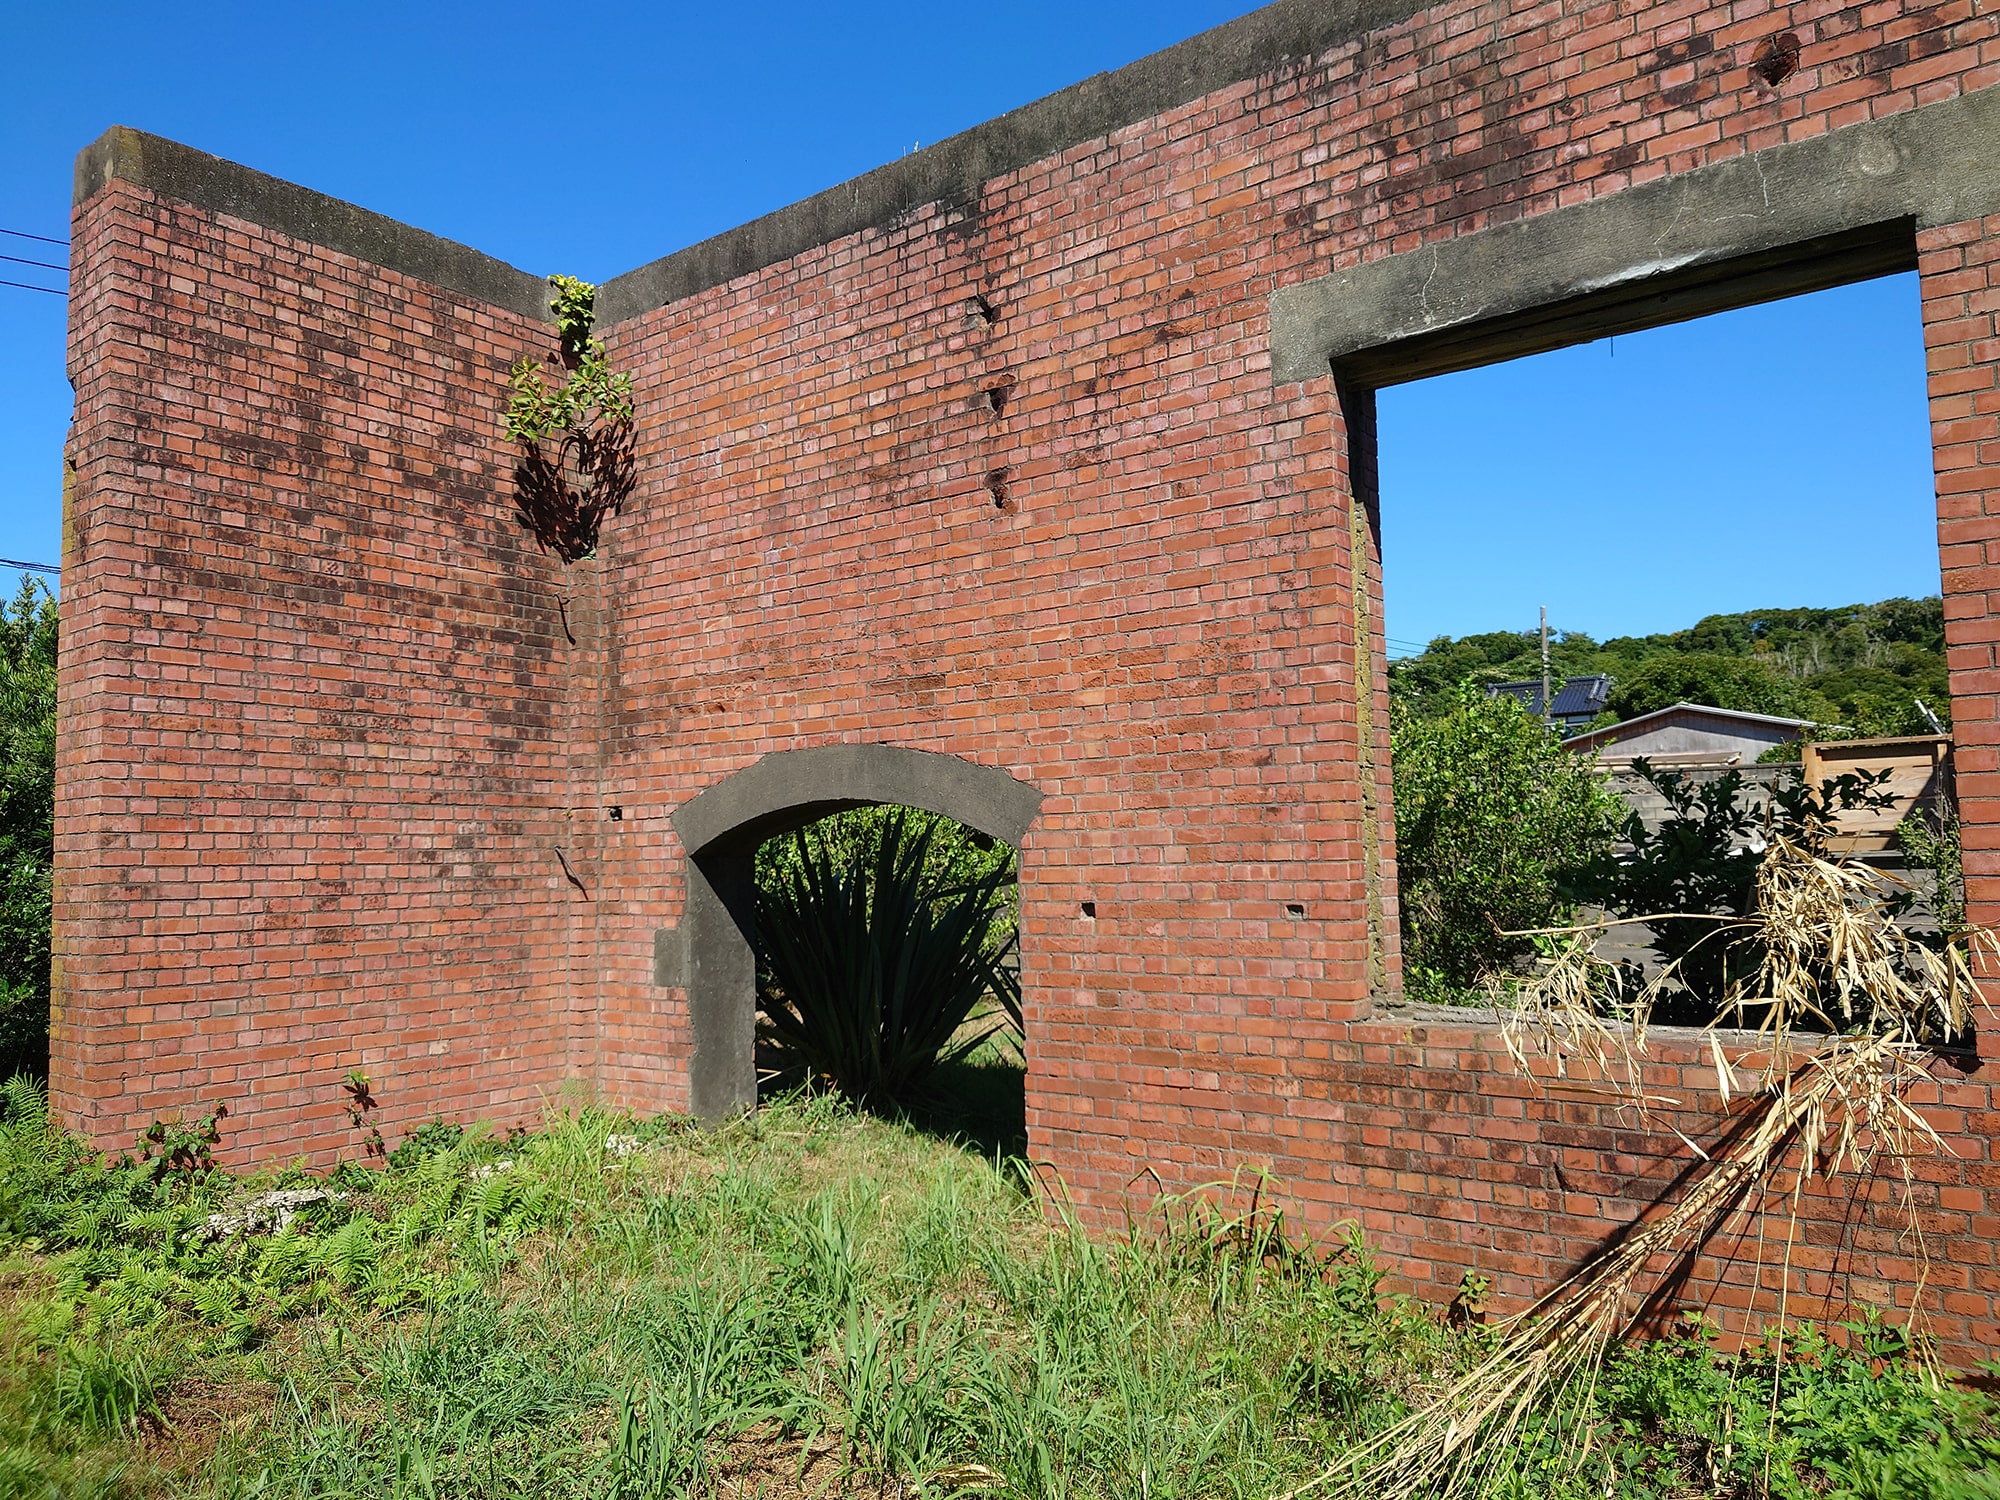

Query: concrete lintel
[[73, 126, 553, 323], [672, 743, 1045, 857], [1269, 84, 2000, 387], [595, 0, 1429, 327]]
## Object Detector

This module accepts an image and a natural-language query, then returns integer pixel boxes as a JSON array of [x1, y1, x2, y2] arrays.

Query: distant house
[[1485, 674, 1613, 731], [1562, 702, 1815, 766]]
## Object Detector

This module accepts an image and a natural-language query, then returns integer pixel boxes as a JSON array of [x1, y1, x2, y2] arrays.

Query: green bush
[[1902, 790, 1967, 941], [0, 577, 55, 1080], [755, 808, 1020, 1104], [1499, 1316, 2000, 1500], [1392, 688, 1619, 1000]]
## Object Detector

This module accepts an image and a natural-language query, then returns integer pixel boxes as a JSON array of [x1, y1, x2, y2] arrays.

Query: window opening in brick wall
[[1370, 270, 1943, 1011]]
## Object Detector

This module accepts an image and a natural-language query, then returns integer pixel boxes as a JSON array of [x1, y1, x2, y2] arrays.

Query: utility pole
[[1540, 606, 1552, 727]]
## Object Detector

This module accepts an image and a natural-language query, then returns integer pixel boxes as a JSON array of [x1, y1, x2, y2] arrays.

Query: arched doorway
[[670, 745, 1044, 1121]]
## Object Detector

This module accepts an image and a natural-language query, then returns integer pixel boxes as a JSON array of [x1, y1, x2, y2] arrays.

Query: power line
[[0, 277, 63, 296], [0, 558, 59, 577], [1, 226, 68, 248], [0, 252, 65, 273]]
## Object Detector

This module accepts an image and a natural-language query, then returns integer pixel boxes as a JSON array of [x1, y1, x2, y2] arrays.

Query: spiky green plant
[[755, 808, 1020, 1105]]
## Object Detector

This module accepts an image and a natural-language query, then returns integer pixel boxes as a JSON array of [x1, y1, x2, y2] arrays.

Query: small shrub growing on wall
[[1392, 687, 1619, 1001], [505, 276, 636, 563]]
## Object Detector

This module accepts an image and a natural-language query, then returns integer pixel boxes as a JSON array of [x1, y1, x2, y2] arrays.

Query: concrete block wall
[[55, 0, 2000, 1357]]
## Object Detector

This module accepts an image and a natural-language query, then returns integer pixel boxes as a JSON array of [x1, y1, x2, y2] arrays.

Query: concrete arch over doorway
[[668, 745, 1044, 1121]]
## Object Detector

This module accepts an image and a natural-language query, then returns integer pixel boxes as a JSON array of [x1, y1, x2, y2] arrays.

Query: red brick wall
[[583, 0, 2000, 1346], [56, 182, 579, 1158], [58, 0, 2000, 1358]]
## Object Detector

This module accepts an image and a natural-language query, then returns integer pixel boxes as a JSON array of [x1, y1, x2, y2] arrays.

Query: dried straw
[[1281, 827, 1991, 1500]]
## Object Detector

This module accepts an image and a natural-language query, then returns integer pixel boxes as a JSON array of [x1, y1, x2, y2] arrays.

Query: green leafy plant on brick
[[505, 275, 636, 563]]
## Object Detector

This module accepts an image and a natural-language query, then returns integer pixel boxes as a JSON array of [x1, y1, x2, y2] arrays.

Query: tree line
[[1391, 594, 1948, 736]]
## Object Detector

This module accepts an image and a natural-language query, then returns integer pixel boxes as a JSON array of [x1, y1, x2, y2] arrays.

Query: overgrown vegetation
[[1390, 687, 1619, 1001], [1, 1079, 1993, 1498], [755, 808, 1021, 1106], [1567, 758, 1908, 1023], [1392, 595, 1949, 736], [1902, 787, 1968, 940], [1345, 765, 1999, 1500], [0, 576, 55, 1080], [505, 275, 636, 563]]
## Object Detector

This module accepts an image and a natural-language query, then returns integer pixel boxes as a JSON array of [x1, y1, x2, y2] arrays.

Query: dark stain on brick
[[1646, 34, 1715, 73], [1601, 144, 1645, 176]]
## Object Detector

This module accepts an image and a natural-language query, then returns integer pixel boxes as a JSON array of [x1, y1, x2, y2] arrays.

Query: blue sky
[[1377, 273, 1939, 651], [1, 3, 1941, 646]]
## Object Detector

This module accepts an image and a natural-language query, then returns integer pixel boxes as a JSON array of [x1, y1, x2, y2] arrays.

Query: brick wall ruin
[[54, 0, 2000, 1357]]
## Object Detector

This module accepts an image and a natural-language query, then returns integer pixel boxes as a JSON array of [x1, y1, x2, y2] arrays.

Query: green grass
[[0, 1075, 1996, 1498]]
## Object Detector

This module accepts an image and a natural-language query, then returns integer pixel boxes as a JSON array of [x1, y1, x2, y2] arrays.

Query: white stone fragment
[[200, 1188, 345, 1240]]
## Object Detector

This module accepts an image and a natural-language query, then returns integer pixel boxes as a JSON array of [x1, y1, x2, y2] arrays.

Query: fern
[[0, 1073, 46, 1127], [317, 1218, 381, 1291]]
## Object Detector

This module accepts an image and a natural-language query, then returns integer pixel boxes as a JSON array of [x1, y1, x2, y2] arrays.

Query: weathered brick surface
[[56, 185, 577, 1158], [58, 0, 2000, 1359]]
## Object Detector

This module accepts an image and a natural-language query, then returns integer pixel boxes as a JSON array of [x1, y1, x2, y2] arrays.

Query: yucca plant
[[755, 809, 1020, 1106]]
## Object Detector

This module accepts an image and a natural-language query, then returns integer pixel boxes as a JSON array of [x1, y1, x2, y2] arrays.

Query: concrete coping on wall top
[[68, 28, 2000, 385], [71, 0, 1433, 330], [1369, 998, 1982, 1070], [73, 126, 553, 323]]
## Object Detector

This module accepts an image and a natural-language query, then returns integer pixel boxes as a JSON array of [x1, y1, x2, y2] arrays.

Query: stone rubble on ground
[[199, 1188, 345, 1240]]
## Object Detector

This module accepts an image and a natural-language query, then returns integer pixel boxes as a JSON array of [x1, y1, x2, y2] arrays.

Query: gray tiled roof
[[1485, 674, 1614, 721]]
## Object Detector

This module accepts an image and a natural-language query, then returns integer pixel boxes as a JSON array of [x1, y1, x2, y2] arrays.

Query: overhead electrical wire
[[0, 227, 69, 295], [1, 559, 59, 577]]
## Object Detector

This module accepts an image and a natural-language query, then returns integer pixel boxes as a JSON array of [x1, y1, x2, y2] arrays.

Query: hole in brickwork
[[1376, 272, 1940, 1019], [1749, 31, 1801, 88], [987, 468, 1013, 513], [607, 805, 624, 821], [1286, 903, 1305, 918], [1080, 901, 1096, 919], [964, 294, 997, 327], [985, 382, 1011, 418]]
